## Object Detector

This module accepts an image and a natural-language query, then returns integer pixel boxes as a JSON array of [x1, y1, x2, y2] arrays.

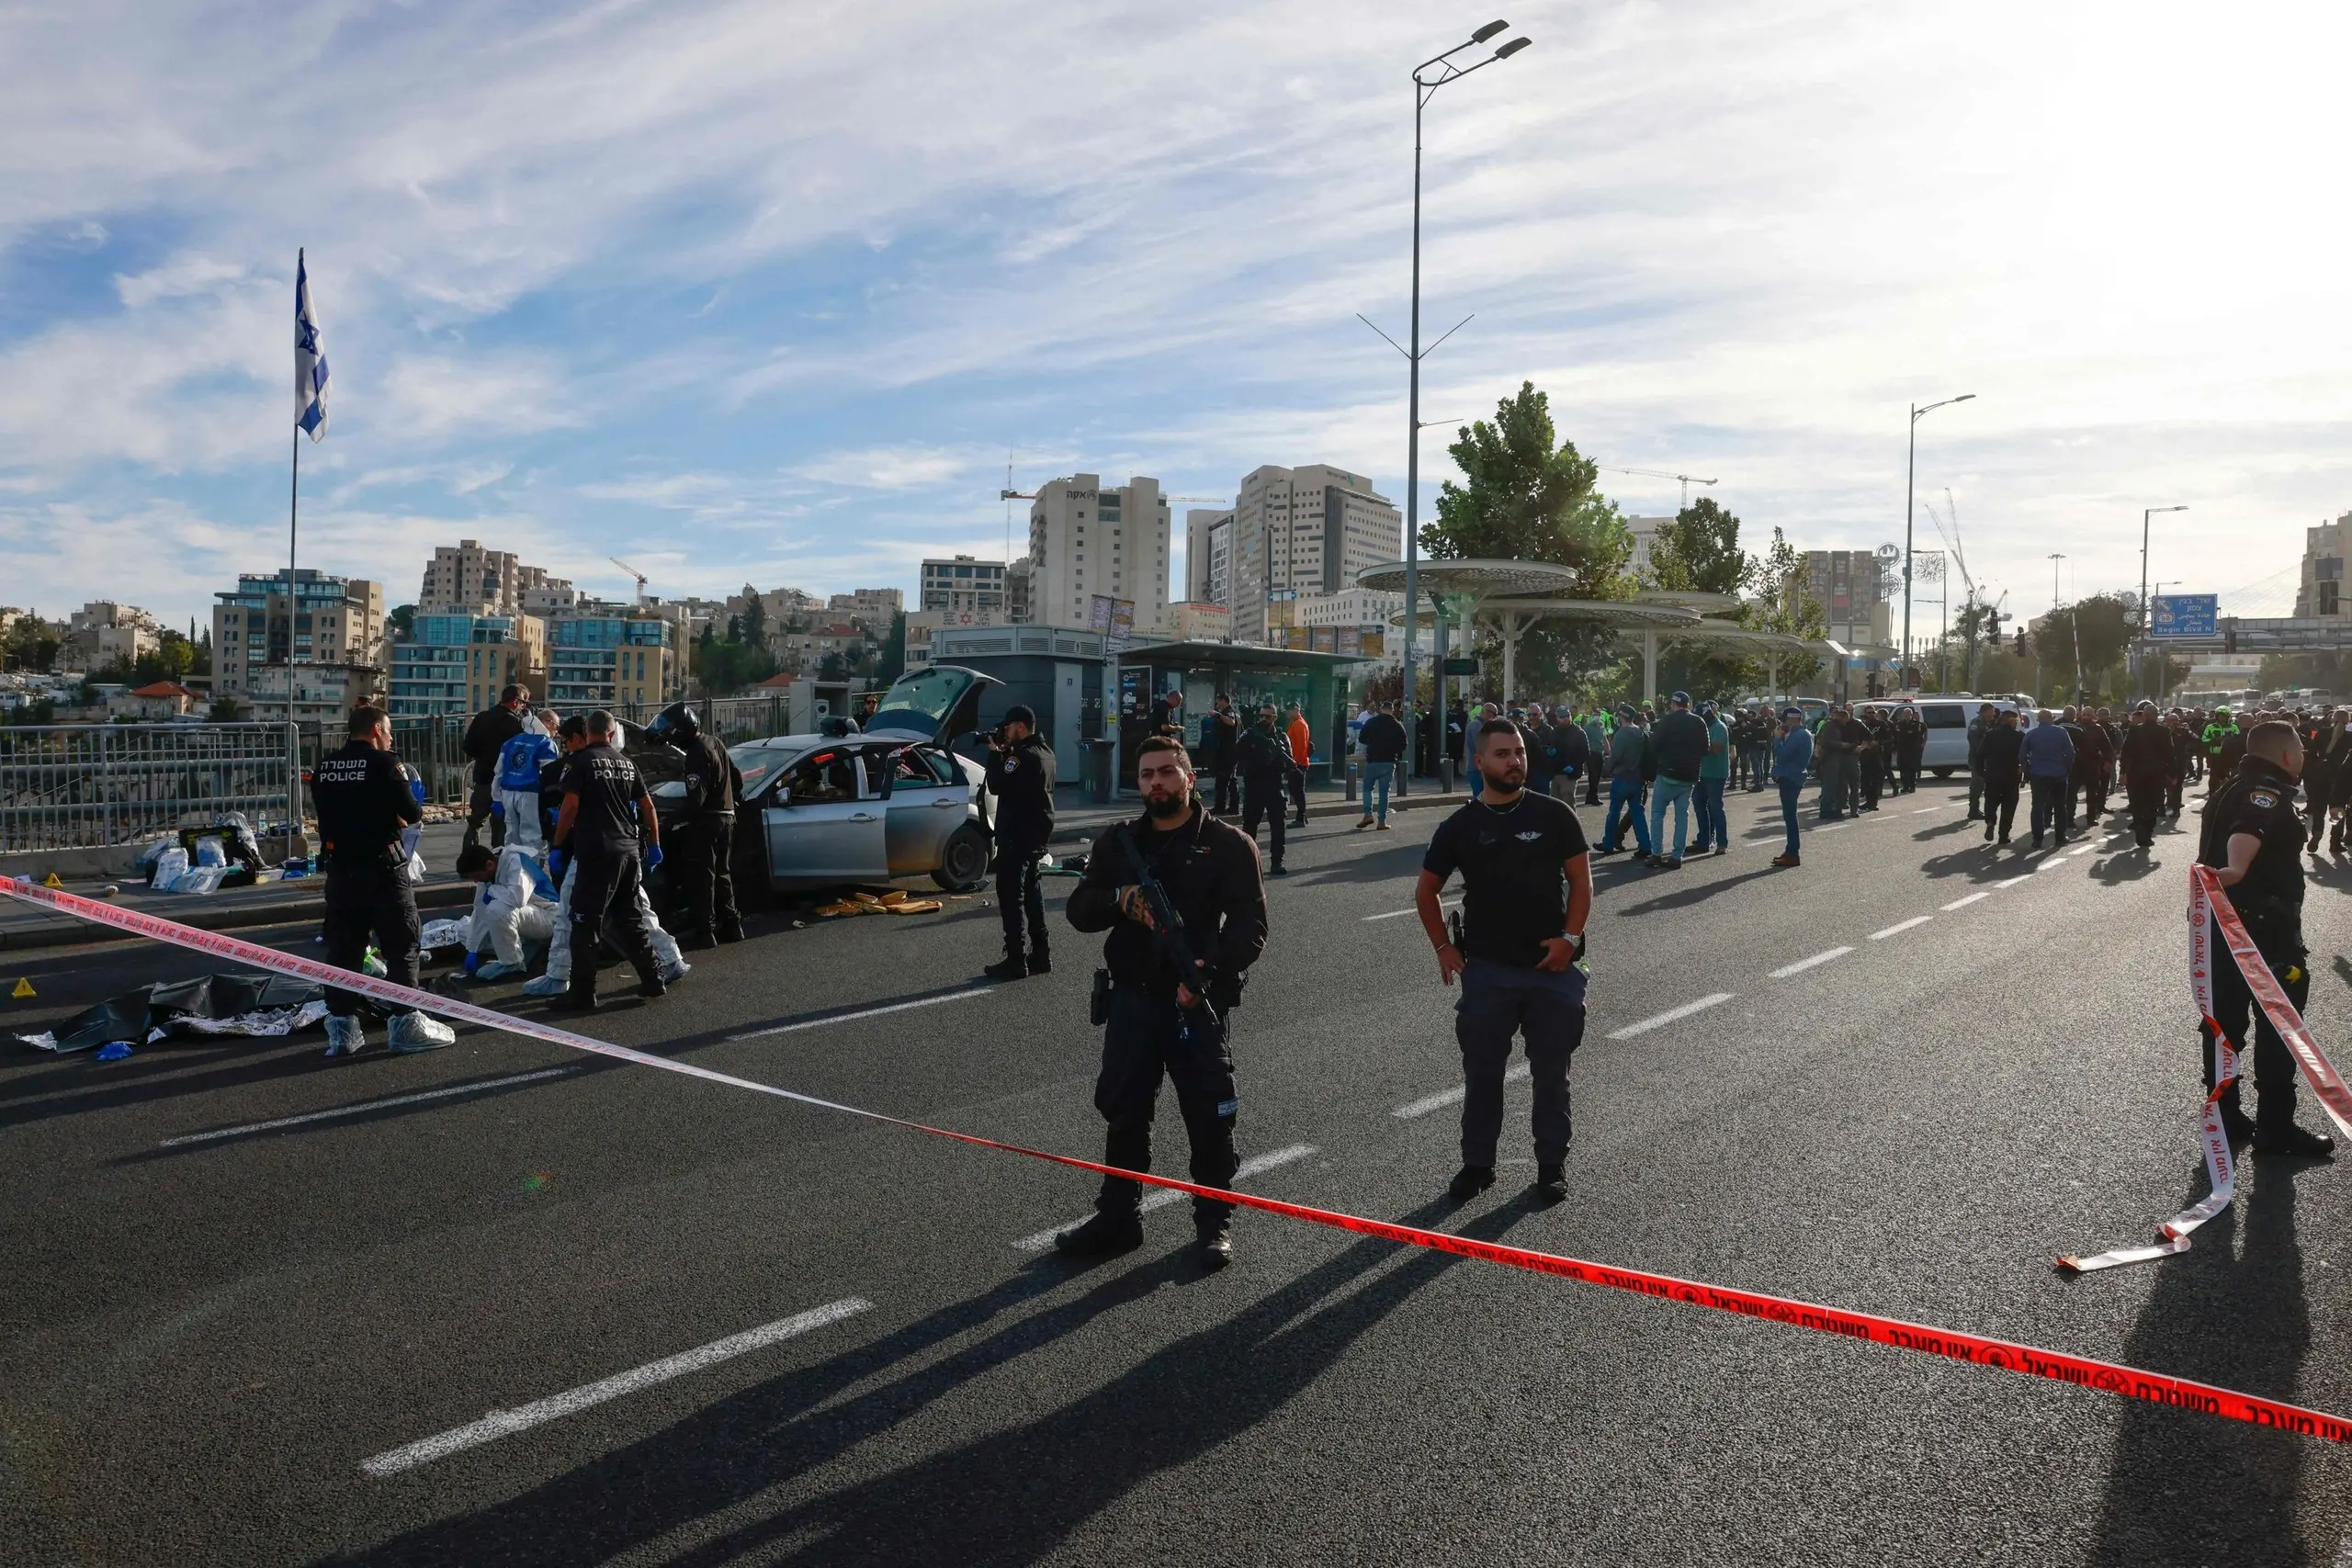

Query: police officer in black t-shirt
[[547, 709, 668, 1013], [311, 704, 456, 1057], [649, 701, 743, 950], [1055, 734, 1268, 1268], [983, 703, 1057, 981], [2197, 718, 2335, 1158], [1418, 716, 1594, 1203]]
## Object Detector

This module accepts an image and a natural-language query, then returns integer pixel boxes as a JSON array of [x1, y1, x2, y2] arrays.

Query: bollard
[[1345, 763, 1358, 803]]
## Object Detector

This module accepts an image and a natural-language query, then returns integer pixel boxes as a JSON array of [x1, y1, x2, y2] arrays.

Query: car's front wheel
[[934, 823, 993, 892]]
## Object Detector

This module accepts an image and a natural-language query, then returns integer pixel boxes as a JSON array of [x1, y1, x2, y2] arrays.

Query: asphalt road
[[6, 780, 2352, 1566]]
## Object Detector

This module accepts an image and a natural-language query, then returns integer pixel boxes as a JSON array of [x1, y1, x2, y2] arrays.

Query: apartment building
[[389, 612, 547, 716], [921, 557, 1008, 622], [544, 604, 678, 710], [210, 570, 386, 723], [1222, 465, 1399, 644]]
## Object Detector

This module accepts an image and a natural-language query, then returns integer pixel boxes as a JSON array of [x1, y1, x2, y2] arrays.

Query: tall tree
[[1423, 381, 1635, 695], [738, 586, 768, 652], [1648, 497, 1753, 595]]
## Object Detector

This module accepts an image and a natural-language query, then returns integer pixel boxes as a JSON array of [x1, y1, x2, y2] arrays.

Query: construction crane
[[1601, 467, 1717, 510], [608, 557, 648, 607], [1920, 490, 2007, 688]]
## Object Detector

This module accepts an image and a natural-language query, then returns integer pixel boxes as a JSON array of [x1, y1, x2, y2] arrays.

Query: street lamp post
[[2137, 504, 2188, 696], [1402, 21, 1528, 770], [1903, 393, 1973, 689], [2153, 580, 2184, 701]]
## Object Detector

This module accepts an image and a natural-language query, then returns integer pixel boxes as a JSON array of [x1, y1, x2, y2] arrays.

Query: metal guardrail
[[0, 723, 311, 852], [0, 697, 831, 851]]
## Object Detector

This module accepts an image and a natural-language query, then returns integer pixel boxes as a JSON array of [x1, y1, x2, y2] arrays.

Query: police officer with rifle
[[1057, 734, 1267, 1268]]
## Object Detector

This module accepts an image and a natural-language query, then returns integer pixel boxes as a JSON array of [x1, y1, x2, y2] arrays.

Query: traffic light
[[2014, 629, 2028, 657], [2224, 622, 2238, 654]]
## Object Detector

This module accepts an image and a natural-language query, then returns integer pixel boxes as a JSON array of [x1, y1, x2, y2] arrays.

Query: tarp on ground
[[13, 973, 329, 1054]]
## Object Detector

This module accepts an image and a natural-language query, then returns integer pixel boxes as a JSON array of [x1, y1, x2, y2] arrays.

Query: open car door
[[761, 747, 889, 885]]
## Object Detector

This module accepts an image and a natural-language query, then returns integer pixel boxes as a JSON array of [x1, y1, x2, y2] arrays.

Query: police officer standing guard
[[312, 704, 457, 1056], [2198, 718, 2335, 1158], [650, 702, 743, 950], [1416, 717, 1593, 1203], [983, 704, 1056, 981], [546, 710, 669, 1012], [1057, 734, 1267, 1267], [1235, 704, 1302, 876]]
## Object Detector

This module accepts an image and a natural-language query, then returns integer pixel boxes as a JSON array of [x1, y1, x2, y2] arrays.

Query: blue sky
[[4, 0, 2348, 636]]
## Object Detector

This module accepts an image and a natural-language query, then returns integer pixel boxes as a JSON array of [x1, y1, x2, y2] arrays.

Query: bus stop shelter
[[1116, 640, 1369, 787]]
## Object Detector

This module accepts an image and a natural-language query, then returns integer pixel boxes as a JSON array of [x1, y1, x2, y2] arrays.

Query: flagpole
[[286, 249, 304, 861]]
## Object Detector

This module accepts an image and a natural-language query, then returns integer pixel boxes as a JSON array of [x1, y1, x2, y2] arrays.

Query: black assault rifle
[[1114, 825, 1220, 1032]]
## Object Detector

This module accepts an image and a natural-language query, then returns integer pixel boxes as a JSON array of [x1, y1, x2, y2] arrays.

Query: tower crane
[[1920, 491, 2005, 687], [1601, 467, 1717, 510], [608, 557, 648, 607]]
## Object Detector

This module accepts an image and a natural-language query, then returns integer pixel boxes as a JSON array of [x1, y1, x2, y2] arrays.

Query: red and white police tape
[[2060, 864, 2352, 1274], [7, 871, 2349, 1445]]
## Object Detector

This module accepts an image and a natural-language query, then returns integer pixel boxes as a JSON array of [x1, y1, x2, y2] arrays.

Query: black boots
[[1026, 945, 1051, 976], [983, 947, 1029, 983], [1055, 1210, 1144, 1257], [1448, 1165, 1496, 1201], [1534, 1163, 1568, 1202], [1195, 1218, 1234, 1269]]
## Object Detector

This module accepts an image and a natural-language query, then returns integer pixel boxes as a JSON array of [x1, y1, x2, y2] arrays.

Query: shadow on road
[[2090, 851, 2165, 886], [331, 1194, 1533, 1567], [1613, 866, 1778, 916], [2086, 1160, 2324, 1565]]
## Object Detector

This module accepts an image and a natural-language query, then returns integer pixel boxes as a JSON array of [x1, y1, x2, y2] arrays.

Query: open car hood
[[862, 664, 1002, 743]]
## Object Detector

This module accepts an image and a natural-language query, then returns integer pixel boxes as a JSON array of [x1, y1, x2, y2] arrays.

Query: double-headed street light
[[1902, 393, 1973, 685], [2137, 503, 2188, 694], [1400, 21, 1529, 746]]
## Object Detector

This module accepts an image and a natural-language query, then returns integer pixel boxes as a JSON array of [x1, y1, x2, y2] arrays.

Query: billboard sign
[[2152, 593, 2218, 638]]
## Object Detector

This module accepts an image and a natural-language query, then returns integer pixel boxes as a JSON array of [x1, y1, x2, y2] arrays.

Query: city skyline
[[3, 2, 2347, 636]]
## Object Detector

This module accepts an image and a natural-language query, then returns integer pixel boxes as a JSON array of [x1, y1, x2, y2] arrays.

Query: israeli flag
[[295, 248, 330, 441]]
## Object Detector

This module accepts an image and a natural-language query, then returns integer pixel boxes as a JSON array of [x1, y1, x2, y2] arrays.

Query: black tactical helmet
[[650, 701, 701, 742]]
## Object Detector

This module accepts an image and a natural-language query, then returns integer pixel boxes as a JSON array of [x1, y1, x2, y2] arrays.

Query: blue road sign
[[2152, 593, 2218, 638]]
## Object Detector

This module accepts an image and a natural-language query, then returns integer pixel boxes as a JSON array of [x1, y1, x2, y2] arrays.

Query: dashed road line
[[1608, 992, 1735, 1040], [1393, 1064, 1531, 1119], [1995, 874, 2034, 888], [1011, 1144, 1319, 1252], [1912, 807, 1939, 815], [161, 1067, 581, 1148], [1363, 901, 1457, 923], [1940, 891, 1992, 911], [359, 1298, 873, 1476], [728, 989, 990, 1041], [1770, 946, 1852, 979], [1871, 915, 1933, 940]]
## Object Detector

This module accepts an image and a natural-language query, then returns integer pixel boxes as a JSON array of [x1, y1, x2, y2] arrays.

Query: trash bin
[[1083, 737, 1118, 805]]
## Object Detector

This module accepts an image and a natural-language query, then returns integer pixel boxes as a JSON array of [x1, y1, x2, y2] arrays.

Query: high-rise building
[[63, 601, 161, 669], [919, 557, 1007, 621], [1803, 549, 1893, 652], [210, 570, 386, 723], [1005, 559, 1035, 625], [389, 613, 546, 717], [1026, 474, 1170, 633], [1224, 465, 1399, 644], [2294, 512, 2352, 619], [1184, 509, 1234, 604], [1624, 516, 1672, 583], [417, 538, 573, 618]]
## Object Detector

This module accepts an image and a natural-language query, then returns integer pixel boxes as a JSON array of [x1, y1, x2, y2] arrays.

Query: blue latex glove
[[410, 778, 427, 806], [644, 842, 664, 871], [546, 847, 570, 885], [463, 951, 481, 976], [490, 800, 504, 821]]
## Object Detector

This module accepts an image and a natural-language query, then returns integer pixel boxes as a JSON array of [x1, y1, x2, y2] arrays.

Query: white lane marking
[[1770, 946, 1851, 979], [1393, 1063, 1532, 1119], [1608, 992, 1735, 1040], [2071, 844, 2094, 857], [2037, 853, 2073, 871], [1940, 891, 1992, 911], [1912, 807, 1938, 815], [1871, 915, 1933, 940], [359, 1298, 872, 1476], [1995, 874, 2034, 888], [1815, 823, 1849, 833], [729, 989, 989, 1041], [161, 1067, 579, 1148], [1011, 1144, 1320, 1252], [1363, 900, 1457, 923]]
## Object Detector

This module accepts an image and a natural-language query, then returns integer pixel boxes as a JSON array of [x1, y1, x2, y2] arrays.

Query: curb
[[0, 880, 476, 953]]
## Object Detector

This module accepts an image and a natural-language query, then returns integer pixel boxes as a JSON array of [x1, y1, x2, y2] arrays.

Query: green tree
[[874, 612, 908, 683], [387, 604, 416, 642], [737, 587, 769, 653], [2029, 593, 2134, 702], [208, 696, 244, 722], [1424, 381, 1635, 696], [1648, 497, 1753, 594], [3, 612, 60, 673]]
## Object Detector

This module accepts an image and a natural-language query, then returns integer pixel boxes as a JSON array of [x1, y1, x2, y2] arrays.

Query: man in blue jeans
[[1596, 705, 1654, 856], [1353, 700, 1408, 831], [1770, 706, 1814, 866], [1647, 691, 1709, 869], [2022, 709, 2076, 847]]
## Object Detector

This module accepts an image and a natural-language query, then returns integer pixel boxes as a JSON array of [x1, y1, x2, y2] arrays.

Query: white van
[[1857, 697, 2035, 776]]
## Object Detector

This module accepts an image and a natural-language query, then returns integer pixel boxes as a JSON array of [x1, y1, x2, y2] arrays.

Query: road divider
[[1870, 916, 1933, 941], [1770, 947, 1851, 979], [1608, 993, 1734, 1040], [8, 874, 2346, 1447], [1940, 892, 1991, 911], [1395, 1063, 1530, 1120]]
